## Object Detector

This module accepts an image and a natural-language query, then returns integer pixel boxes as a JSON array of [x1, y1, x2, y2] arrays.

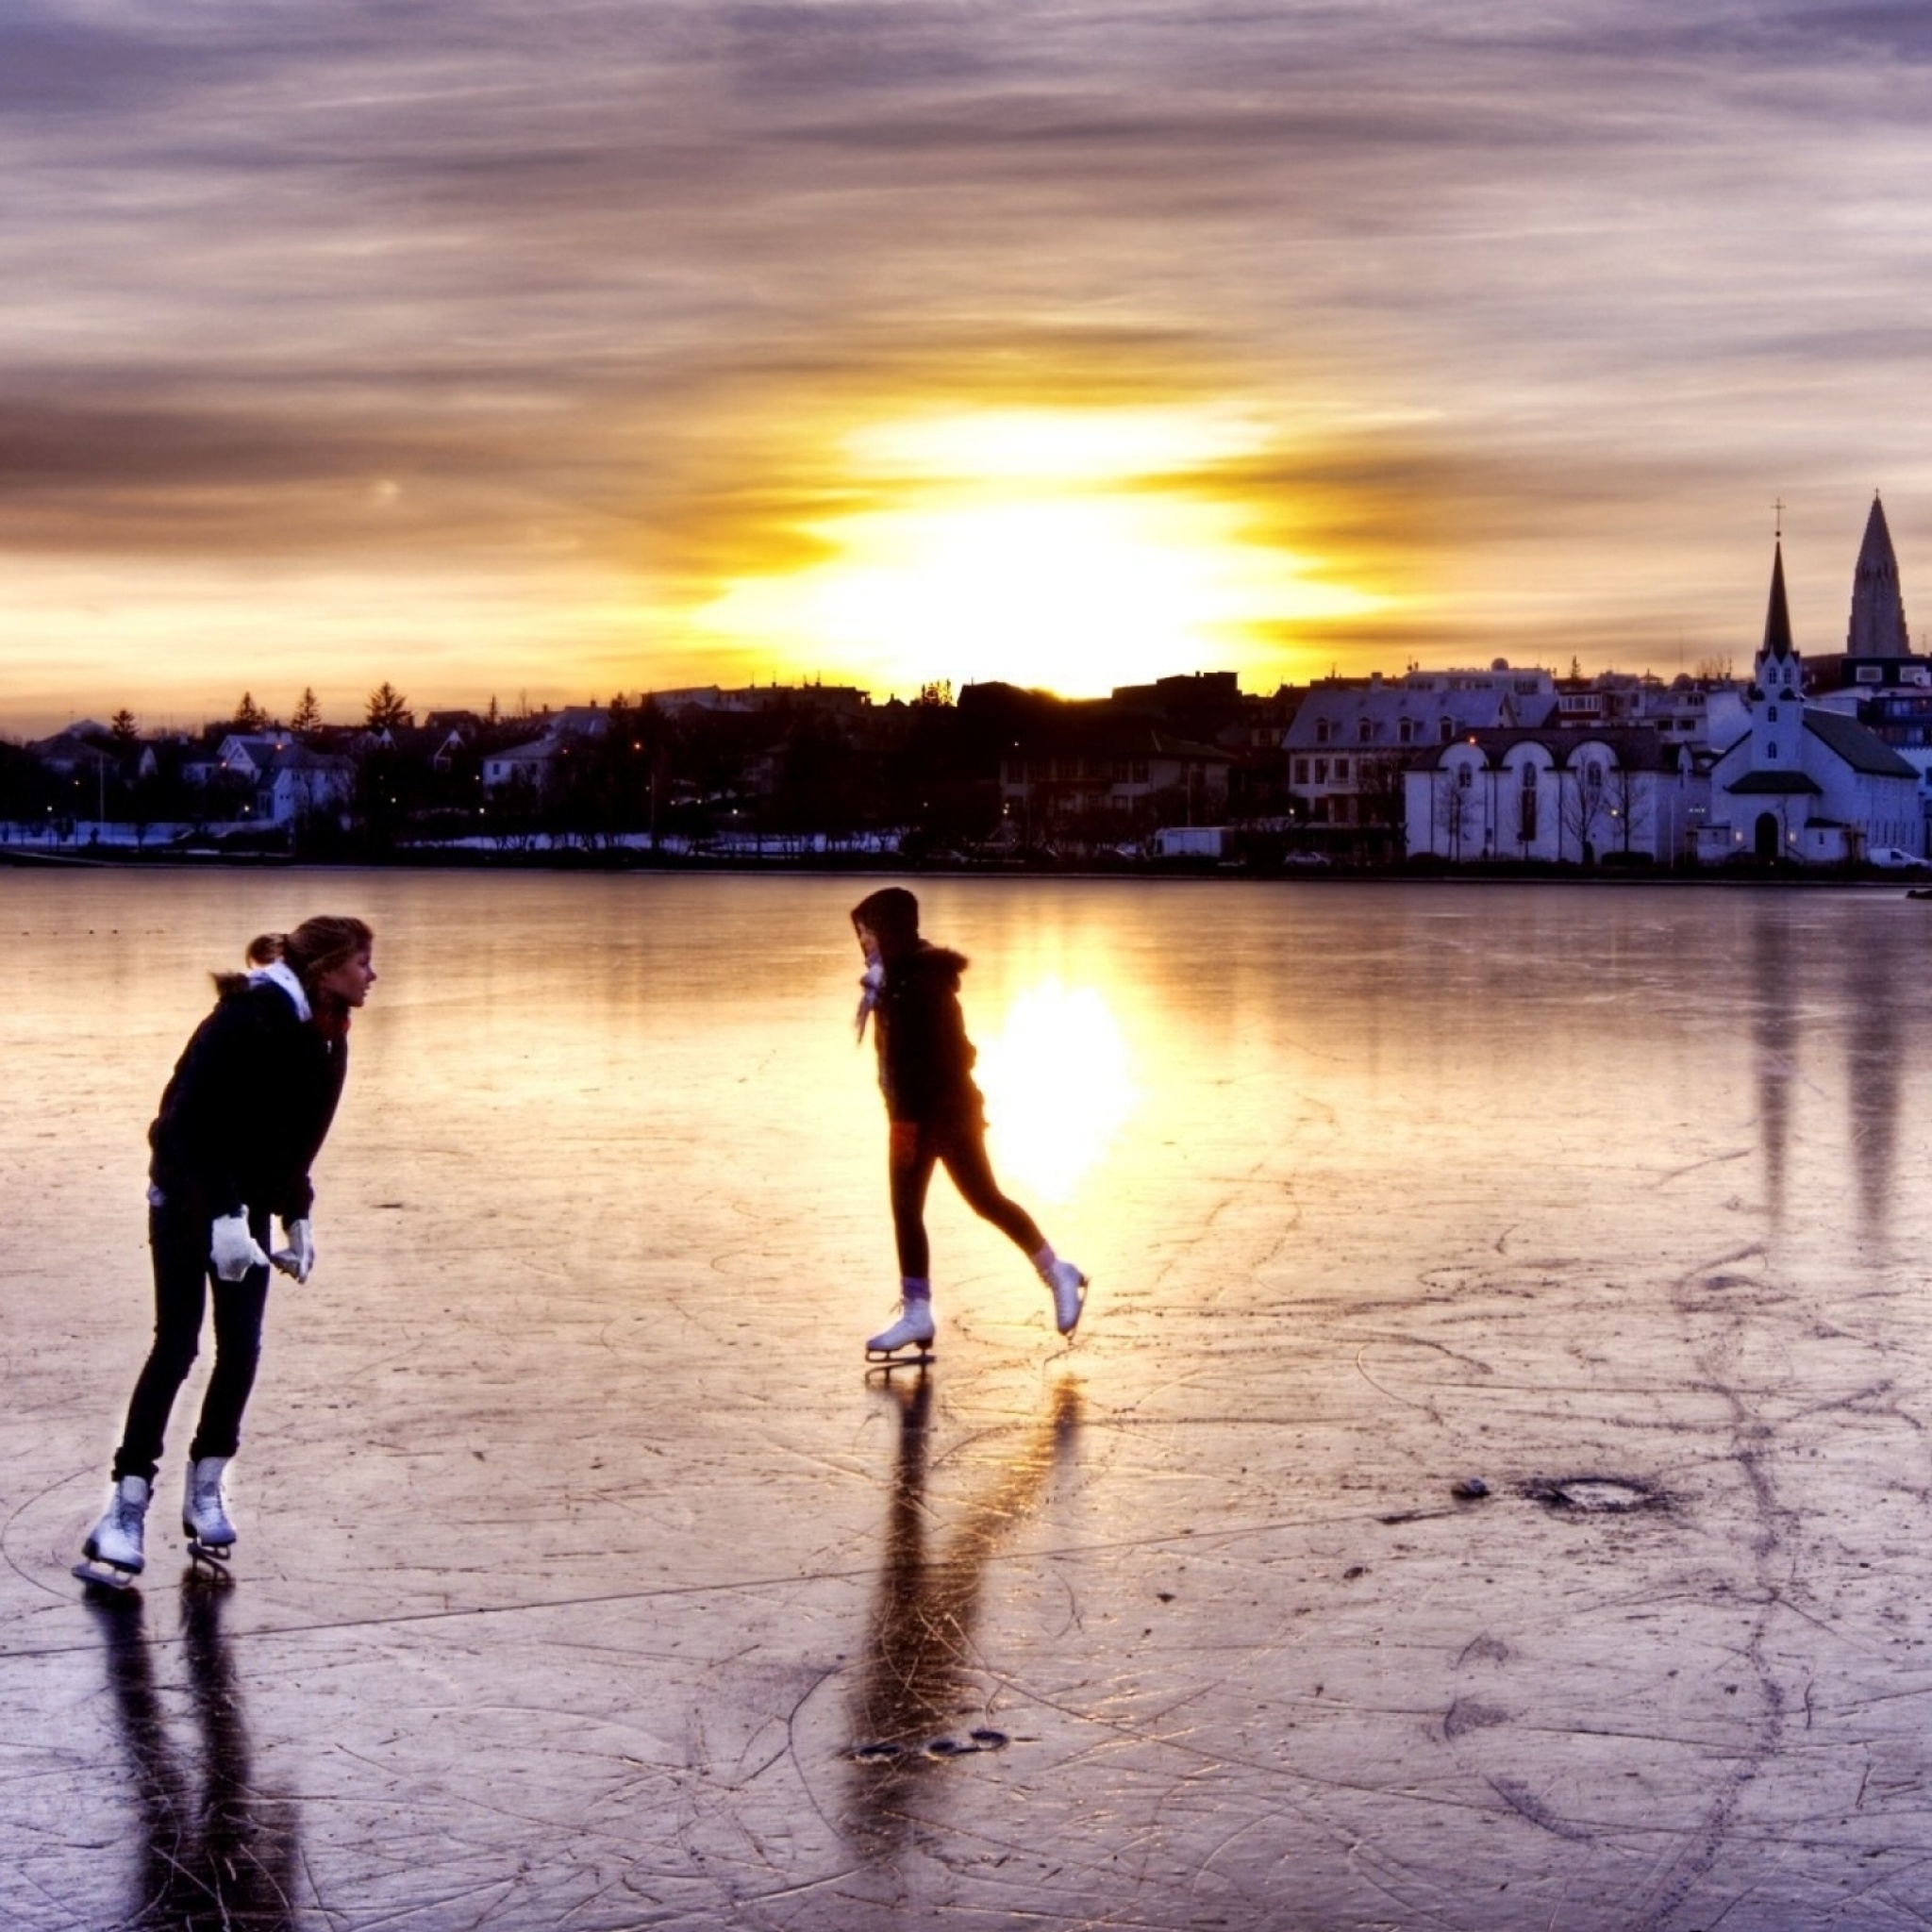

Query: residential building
[[1286, 662, 1559, 845]]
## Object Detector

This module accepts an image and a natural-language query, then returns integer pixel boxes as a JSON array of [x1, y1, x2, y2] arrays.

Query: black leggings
[[113, 1202, 272, 1485], [891, 1118, 1043, 1280]]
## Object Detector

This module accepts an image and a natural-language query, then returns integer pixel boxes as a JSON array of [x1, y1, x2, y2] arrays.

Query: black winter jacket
[[147, 977, 348, 1223], [870, 944, 983, 1126]]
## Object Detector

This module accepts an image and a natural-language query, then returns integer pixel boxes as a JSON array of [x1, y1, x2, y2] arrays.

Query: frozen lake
[[5, 870, 1932, 1929]]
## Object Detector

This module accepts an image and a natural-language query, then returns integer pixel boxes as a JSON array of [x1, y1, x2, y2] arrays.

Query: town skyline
[[6, 4, 1931, 734], [0, 508, 1890, 744]]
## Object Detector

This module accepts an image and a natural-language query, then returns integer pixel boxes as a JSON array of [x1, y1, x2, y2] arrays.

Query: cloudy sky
[[6, 0, 1932, 732]]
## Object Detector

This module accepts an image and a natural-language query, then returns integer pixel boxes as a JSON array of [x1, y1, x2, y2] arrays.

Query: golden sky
[[5, 2, 1932, 733]]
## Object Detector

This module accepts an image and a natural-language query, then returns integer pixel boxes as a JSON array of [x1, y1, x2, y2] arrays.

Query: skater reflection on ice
[[85, 1582, 302, 1929], [851, 888, 1088, 1363], [843, 1374, 1083, 1860]]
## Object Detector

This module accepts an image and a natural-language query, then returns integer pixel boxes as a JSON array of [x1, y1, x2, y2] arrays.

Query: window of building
[[1457, 764, 1473, 790], [1314, 758, 1328, 783], [1440, 718, 1456, 742], [1335, 758, 1350, 780], [1316, 720, 1333, 744], [1358, 720, 1374, 743], [1293, 758, 1308, 784], [1399, 718, 1415, 744]]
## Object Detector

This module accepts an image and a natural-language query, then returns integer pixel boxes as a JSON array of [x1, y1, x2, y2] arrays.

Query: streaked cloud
[[5, 0, 1932, 725]]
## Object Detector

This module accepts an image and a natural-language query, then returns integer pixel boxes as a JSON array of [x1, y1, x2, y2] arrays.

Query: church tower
[[1748, 537, 1802, 770], [1847, 493, 1908, 658]]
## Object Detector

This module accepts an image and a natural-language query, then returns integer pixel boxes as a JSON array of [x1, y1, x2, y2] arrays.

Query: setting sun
[[689, 408, 1385, 697]]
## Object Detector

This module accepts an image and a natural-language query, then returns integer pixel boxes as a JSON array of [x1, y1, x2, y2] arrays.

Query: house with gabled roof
[[1287, 663, 1559, 841], [260, 744, 355, 825]]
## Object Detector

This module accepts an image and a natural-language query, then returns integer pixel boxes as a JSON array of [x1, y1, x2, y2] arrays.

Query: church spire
[[1761, 538, 1796, 668], [1847, 492, 1907, 658]]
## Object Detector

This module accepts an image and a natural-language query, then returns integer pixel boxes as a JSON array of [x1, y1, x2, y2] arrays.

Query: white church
[[1701, 526, 1922, 864], [1405, 510, 1924, 867]]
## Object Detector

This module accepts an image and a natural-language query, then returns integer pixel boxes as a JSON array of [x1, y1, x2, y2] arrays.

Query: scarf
[[854, 959, 885, 1041]]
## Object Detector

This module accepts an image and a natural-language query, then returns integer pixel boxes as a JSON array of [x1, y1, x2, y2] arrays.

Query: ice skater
[[850, 887, 1086, 1362], [76, 917, 376, 1589]]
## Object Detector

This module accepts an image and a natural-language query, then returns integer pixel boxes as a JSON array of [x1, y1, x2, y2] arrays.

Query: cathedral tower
[[1847, 493, 1908, 658]]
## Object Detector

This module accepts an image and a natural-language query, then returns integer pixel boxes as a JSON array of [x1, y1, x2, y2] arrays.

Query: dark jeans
[[890, 1117, 1043, 1281], [112, 1202, 271, 1485]]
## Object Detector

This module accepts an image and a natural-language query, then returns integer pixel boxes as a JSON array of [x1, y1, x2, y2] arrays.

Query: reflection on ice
[[974, 977, 1135, 1202], [87, 1582, 301, 1931], [844, 1374, 1082, 1861]]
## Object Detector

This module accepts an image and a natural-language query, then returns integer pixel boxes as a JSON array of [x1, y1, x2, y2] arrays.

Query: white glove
[[272, 1217, 316, 1284], [210, 1213, 270, 1281]]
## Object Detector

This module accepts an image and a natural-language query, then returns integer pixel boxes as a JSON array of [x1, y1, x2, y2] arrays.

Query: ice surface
[[5, 873, 1932, 1928]]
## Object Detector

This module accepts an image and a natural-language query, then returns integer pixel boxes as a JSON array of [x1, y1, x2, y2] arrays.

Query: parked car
[[1867, 846, 1930, 870]]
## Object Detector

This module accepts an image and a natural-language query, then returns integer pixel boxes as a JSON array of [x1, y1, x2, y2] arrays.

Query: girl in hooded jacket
[[76, 916, 376, 1587], [851, 887, 1086, 1359]]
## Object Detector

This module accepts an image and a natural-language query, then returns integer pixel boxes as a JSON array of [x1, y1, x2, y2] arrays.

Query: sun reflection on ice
[[974, 977, 1135, 1203]]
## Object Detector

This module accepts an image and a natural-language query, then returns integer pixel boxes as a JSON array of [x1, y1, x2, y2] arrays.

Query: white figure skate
[[74, 1475, 150, 1591], [1043, 1258, 1089, 1337], [182, 1456, 236, 1579], [864, 1298, 936, 1371]]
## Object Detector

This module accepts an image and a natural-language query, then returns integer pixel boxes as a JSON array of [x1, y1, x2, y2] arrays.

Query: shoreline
[[2, 841, 1924, 889]]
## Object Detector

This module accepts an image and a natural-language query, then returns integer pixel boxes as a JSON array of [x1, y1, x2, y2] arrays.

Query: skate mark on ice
[[1651, 1145, 1752, 1187], [1486, 1774, 1592, 1841], [1352, 1343, 1451, 1420], [1600, 1246, 1803, 1928]]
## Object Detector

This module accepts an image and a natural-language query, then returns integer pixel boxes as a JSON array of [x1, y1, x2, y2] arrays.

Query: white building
[[1405, 727, 1707, 865], [1704, 539, 1921, 863], [260, 745, 355, 825]]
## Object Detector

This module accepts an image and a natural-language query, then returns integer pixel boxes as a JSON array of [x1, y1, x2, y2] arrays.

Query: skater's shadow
[[87, 1580, 302, 1929], [843, 1372, 1083, 1858]]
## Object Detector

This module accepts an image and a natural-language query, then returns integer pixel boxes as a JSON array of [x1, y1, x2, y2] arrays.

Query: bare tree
[[1559, 756, 1614, 863], [1604, 761, 1652, 858], [1436, 770, 1474, 860]]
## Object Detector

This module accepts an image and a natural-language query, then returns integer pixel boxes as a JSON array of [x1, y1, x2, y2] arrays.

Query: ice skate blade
[[864, 1348, 935, 1374], [72, 1557, 141, 1593], [185, 1539, 234, 1583]]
